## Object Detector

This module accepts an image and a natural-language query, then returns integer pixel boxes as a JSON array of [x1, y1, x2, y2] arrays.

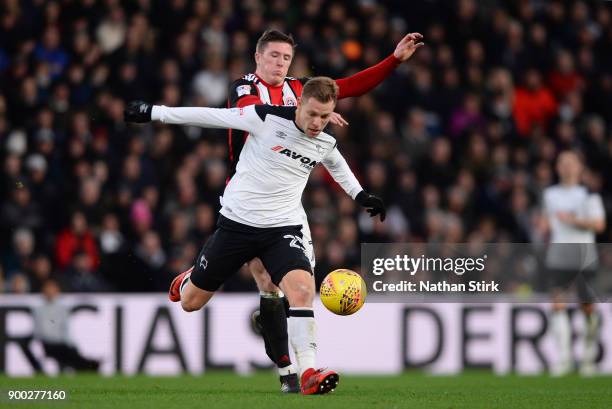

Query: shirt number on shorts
[[284, 234, 306, 251]]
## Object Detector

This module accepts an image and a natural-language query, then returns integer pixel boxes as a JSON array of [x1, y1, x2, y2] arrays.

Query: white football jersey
[[152, 104, 363, 227], [543, 184, 605, 270], [543, 184, 605, 244]]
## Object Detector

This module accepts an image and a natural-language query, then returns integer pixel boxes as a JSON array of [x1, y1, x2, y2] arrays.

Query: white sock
[[582, 312, 599, 367], [179, 272, 192, 295], [551, 310, 572, 368], [278, 365, 296, 376], [288, 307, 316, 377]]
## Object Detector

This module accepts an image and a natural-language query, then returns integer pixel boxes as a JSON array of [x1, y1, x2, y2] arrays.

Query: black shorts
[[190, 215, 313, 291], [548, 268, 598, 303]]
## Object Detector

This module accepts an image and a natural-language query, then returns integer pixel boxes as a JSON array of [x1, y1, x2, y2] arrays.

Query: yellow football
[[319, 269, 367, 315]]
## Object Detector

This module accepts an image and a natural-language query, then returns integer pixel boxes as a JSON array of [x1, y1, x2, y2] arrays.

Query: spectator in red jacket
[[513, 68, 558, 137], [548, 49, 583, 98], [55, 211, 100, 271]]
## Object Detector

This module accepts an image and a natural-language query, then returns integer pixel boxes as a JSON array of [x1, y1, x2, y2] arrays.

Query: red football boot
[[300, 368, 339, 395], [168, 266, 193, 302]]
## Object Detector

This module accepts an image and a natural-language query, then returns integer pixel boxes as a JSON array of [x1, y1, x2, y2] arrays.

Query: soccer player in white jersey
[[542, 151, 606, 376], [124, 77, 385, 394], [223, 29, 422, 393]]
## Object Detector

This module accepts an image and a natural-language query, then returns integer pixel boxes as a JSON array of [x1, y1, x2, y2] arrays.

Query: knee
[[181, 297, 203, 312], [552, 302, 566, 312], [581, 303, 594, 315], [288, 282, 314, 307]]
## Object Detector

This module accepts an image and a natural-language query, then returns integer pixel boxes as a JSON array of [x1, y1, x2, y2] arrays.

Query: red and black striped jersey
[[229, 73, 307, 107], [226, 53, 402, 181], [227, 74, 308, 180]]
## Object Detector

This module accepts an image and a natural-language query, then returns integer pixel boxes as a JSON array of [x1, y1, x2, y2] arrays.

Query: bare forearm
[[571, 218, 606, 233]]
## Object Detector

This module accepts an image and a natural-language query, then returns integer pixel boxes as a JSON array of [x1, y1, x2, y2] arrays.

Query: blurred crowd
[[1, 0, 612, 294]]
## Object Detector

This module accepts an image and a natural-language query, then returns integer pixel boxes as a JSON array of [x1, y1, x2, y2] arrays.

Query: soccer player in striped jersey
[[221, 29, 423, 391], [542, 151, 606, 376]]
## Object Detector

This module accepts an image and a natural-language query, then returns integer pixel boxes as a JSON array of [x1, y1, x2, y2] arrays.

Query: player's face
[[556, 152, 582, 183], [255, 42, 293, 86], [296, 97, 336, 138]]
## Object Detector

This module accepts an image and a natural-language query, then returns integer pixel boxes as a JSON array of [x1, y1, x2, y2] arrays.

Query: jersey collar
[[254, 73, 285, 89], [293, 119, 305, 134]]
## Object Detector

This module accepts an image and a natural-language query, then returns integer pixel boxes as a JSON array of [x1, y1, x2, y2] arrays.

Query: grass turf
[[1, 371, 611, 409]]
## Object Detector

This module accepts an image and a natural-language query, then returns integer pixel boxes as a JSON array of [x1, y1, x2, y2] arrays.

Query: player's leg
[[248, 257, 295, 371], [550, 301, 572, 375], [260, 226, 337, 395], [172, 219, 256, 312], [284, 216, 317, 377], [181, 282, 215, 312], [260, 226, 318, 375], [259, 226, 338, 394], [577, 271, 599, 376], [278, 269, 338, 394], [249, 258, 300, 393], [549, 266, 579, 376], [579, 302, 598, 376], [279, 268, 316, 371], [250, 214, 315, 391], [549, 268, 573, 376]]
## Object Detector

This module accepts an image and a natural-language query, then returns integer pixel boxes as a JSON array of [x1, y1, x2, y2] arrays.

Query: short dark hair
[[558, 149, 584, 164], [256, 29, 296, 53], [301, 77, 338, 104]]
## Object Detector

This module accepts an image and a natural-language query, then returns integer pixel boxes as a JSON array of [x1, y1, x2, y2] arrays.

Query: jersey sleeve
[[586, 193, 606, 221], [228, 78, 262, 108], [542, 189, 552, 216], [335, 54, 401, 99], [151, 105, 263, 134], [321, 145, 363, 199]]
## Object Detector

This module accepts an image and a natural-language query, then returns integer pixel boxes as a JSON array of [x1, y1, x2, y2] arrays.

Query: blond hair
[[302, 77, 338, 104]]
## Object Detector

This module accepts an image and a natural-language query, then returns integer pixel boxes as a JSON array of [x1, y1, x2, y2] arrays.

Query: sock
[[288, 307, 316, 377], [582, 311, 599, 367], [551, 310, 572, 368], [278, 366, 294, 377], [259, 292, 296, 375], [179, 270, 192, 295]]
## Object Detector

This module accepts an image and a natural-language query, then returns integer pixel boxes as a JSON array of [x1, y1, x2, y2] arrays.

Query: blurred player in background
[[124, 77, 386, 394], [543, 151, 606, 376], [33, 279, 100, 372], [225, 28, 423, 390]]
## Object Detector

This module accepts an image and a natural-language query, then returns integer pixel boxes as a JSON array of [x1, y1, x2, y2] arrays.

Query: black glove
[[124, 100, 152, 123], [355, 191, 386, 221]]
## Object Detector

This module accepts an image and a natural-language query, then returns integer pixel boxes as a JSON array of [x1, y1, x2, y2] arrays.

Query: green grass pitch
[[1, 371, 611, 409]]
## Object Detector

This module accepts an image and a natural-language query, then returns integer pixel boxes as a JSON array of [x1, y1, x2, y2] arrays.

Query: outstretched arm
[[124, 101, 262, 134], [335, 33, 424, 99], [322, 146, 386, 221]]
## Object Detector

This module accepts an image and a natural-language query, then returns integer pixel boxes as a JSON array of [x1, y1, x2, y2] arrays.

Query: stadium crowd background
[[1, 0, 611, 294]]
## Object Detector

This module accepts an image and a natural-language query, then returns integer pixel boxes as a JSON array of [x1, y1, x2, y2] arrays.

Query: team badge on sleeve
[[199, 254, 208, 270], [236, 85, 252, 97]]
